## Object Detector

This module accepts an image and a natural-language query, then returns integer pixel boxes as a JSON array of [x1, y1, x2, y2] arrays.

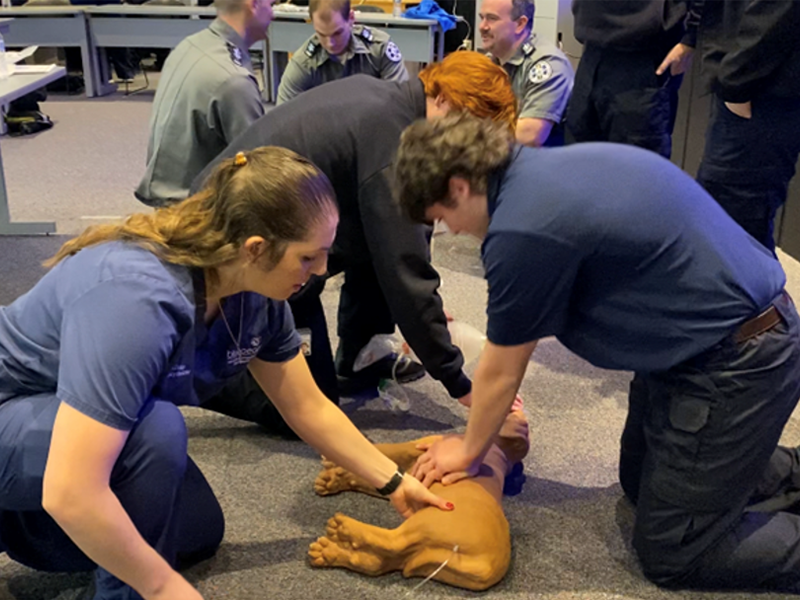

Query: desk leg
[[0, 141, 57, 236], [436, 26, 444, 61], [80, 15, 98, 98], [261, 39, 271, 103], [268, 48, 291, 104], [269, 48, 281, 103], [95, 48, 118, 97]]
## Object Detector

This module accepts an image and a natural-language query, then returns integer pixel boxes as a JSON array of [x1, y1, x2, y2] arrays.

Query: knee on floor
[[124, 400, 188, 477]]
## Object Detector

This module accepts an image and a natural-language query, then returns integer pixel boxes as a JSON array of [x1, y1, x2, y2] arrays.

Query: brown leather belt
[[734, 292, 787, 344]]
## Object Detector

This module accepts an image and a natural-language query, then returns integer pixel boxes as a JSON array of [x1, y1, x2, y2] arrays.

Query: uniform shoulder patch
[[357, 25, 374, 42], [385, 41, 403, 63], [529, 60, 552, 84], [227, 43, 244, 67], [305, 39, 320, 58]]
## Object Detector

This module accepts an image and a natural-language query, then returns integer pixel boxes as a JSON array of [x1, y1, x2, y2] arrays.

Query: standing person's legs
[[0, 395, 224, 599], [595, 49, 679, 159], [565, 44, 603, 145], [631, 293, 800, 591], [697, 96, 800, 253]]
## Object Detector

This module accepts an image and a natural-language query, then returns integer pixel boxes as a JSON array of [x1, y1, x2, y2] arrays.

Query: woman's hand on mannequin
[[388, 474, 454, 518]]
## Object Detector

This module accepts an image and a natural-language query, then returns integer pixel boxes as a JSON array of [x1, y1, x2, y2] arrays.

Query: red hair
[[419, 51, 518, 132]]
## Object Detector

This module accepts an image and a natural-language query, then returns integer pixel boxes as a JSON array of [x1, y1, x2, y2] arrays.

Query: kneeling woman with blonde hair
[[0, 147, 450, 600]]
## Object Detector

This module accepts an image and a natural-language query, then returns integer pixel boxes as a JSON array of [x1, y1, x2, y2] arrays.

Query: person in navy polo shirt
[[397, 113, 800, 592], [0, 147, 450, 600]]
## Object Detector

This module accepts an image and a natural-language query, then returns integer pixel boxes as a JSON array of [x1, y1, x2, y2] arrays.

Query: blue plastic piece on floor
[[503, 461, 526, 496]]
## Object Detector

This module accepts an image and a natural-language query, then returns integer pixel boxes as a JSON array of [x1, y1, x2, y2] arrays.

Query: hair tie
[[233, 151, 248, 167]]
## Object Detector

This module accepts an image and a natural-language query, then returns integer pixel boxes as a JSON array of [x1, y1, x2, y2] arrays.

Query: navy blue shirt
[[483, 143, 785, 372], [0, 242, 300, 429]]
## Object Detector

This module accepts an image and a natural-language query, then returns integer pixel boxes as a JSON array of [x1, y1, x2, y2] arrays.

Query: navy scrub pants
[[696, 95, 800, 254], [0, 395, 224, 600], [566, 43, 682, 159], [619, 292, 800, 592]]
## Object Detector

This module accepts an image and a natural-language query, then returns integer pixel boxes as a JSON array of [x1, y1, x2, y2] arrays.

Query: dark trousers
[[696, 95, 800, 253], [334, 261, 395, 375], [620, 292, 800, 591], [566, 43, 682, 159], [0, 395, 224, 600]]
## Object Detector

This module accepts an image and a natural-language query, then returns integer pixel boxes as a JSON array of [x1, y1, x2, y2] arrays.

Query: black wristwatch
[[376, 469, 405, 496]]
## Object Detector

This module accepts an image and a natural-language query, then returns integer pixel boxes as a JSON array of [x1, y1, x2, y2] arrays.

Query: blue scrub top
[[0, 242, 301, 430], [482, 143, 786, 372]]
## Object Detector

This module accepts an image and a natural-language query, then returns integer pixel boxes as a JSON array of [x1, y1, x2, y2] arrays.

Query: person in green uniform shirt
[[276, 0, 408, 105], [135, 0, 276, 207], [479, 0, 574, 146]]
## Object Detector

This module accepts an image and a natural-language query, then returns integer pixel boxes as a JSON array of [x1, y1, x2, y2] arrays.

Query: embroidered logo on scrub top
[[167, 364, 192, 379], [228, 43, 244, 67], [529, 60, 552, 84], [385, 41, 403, 63], [226, 338, 263, 366]]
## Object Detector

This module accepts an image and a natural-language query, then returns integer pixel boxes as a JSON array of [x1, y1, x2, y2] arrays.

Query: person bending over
[[398, 114, 800, 593]]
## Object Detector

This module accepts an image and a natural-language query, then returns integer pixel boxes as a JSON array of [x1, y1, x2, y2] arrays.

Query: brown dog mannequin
[[308, 409, 530, 591]]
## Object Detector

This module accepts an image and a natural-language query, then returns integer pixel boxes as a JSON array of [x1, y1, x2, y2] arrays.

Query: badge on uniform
[[521, 42, 534, 56], [529, 60, 552, 84], [358, 26, 374, 42], [385, 41, 403, 63], [227, 43, 243, 67], [305, 40, 319, 58]]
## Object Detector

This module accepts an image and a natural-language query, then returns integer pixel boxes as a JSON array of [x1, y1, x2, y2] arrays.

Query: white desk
[[0, 66, 66, 235], [87, 5, 216, 95], [0, 7, 99, 97], [88, 4, 215, 47], [87, 6, 271, 97], [268, 8, 443, 100]]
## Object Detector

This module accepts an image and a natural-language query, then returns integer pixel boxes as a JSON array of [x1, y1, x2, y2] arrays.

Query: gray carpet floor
[[2, 86, 800, 600]]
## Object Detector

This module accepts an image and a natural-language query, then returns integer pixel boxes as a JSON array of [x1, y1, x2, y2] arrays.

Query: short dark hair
[[394, 113, 514, 224], [309, 0, 350, 19], [511, 0, 535, 30]]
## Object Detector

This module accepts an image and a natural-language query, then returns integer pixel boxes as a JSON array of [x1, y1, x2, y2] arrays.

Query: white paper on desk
[[5, 46, 40, 64], [9, 63, 57, 75]]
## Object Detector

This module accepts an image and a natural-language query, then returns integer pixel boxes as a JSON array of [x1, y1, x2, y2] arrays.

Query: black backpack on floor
[[4, 89, 54, 136]]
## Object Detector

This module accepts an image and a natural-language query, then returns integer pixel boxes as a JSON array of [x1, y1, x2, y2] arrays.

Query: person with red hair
[[190, 51, 516, 435], [419, 50, 518, 135]]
